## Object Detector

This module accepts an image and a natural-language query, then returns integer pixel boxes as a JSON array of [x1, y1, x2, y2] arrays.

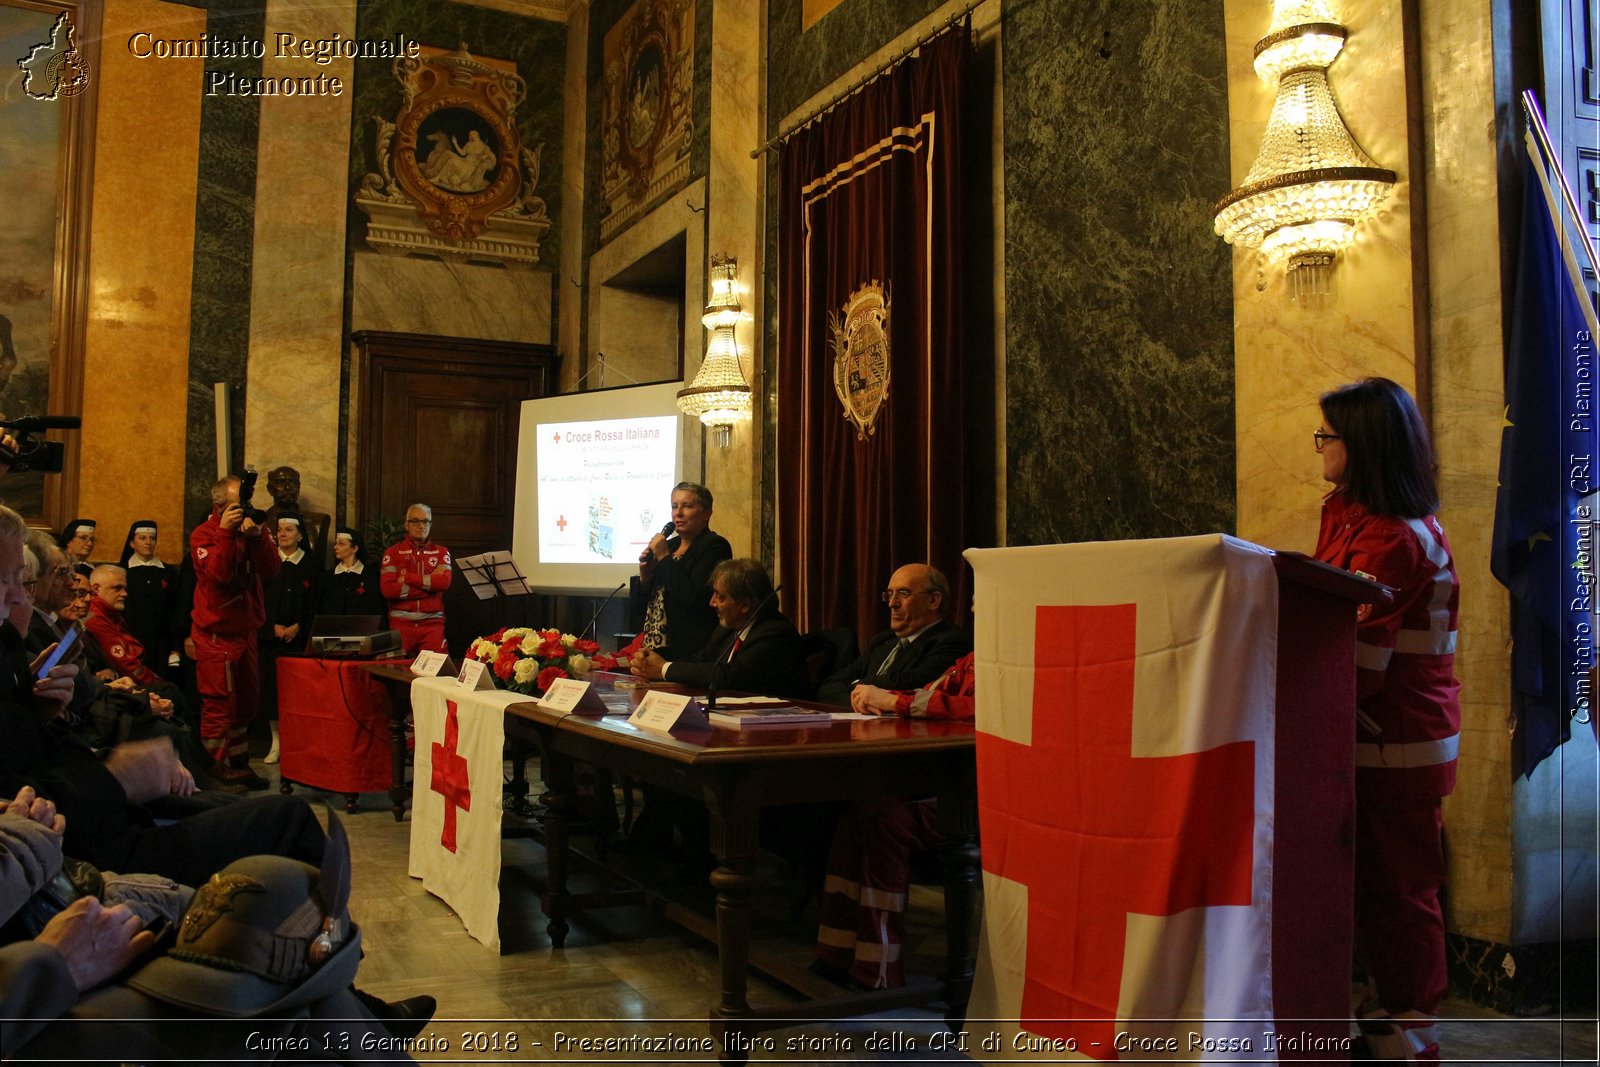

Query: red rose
[[573, 638, 600, 656], [493, 654, 517, 680], [536, 665, 568, 692]]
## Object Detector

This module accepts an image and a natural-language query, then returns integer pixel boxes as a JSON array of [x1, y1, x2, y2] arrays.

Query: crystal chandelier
[[1213, 0, 1396, 298], [677, 256, 752, 447]]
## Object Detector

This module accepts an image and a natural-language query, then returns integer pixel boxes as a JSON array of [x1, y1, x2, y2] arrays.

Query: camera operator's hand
[[240, 515, 263, 538], [0, 432, 16, 476], [219, 501, 245, 531]]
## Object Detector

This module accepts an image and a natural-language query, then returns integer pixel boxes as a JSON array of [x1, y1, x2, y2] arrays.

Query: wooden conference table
[[503, 674, 980, 1063]]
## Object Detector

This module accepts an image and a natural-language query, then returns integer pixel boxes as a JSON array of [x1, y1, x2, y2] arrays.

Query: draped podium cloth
[[408, 677, 521, 953], [777, 23, 971, 637], [966, 536, 1292, 1060]]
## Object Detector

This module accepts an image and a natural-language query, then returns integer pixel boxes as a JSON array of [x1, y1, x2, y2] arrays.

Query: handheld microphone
[[639, 522, 678, 566], [660, 521, 676, 537], [705, 583, 782, 713], [0, 415, 81, 432], [584, 580, 628, 643]]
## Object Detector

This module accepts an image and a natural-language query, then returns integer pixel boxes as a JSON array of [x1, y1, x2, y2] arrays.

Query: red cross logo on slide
[[556, 515, 568, 532], [977, 604, 1256, 1058], [430, 699, 472, 853]]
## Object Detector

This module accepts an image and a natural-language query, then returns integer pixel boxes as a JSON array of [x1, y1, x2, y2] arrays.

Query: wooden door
[[353, 330, 558, 647]]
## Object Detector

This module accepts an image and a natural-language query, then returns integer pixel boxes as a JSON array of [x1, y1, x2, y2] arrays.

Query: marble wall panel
[[78, 0, 207, 560], [350, 253, 553, 342], [701, 0, 762, 557], [766, 0, 945, 135], [182, 0, 265, 524], [558, 2, 591, 392], [242, 0, 354, 532], [1003, 0, 1236, 545], [1416, 0, 1516, 945]]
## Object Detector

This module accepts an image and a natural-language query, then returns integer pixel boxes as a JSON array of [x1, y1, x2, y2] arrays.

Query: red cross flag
[[409, 677, 522, 953], [966, 536, 1282, 1061]]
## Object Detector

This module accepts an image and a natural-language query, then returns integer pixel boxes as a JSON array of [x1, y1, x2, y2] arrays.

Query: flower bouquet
[[463, 627, 619, 695]]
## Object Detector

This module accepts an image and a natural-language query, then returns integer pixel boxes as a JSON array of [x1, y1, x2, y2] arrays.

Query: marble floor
[[279, 762, 1597, 1065]]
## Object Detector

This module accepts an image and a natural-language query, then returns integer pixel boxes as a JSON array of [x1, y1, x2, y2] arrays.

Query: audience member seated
[[628, 557, 809, 700], [816, 563, 971, 705], [813, 651, 975, 991], [319, 526, 385, 618], [84, 565, 166, 690], [117, 520, 180, 681], [2, 503, 325, 884], [1, 797, 434, 1060]]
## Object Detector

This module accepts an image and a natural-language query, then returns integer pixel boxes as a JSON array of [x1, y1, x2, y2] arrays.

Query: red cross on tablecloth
[[977, 603, 1256, 1059], [430, 698, 472, 853]]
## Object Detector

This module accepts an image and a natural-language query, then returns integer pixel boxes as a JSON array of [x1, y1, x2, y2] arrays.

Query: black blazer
[[815, 620, 972, 705], [665, 611, 811, 700], [628, 529, 733, 659]]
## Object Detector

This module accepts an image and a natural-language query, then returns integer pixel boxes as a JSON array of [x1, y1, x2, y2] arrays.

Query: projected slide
[[535, 415, 679, 564]]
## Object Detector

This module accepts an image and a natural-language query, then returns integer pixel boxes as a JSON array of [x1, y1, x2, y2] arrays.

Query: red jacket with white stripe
[[1315, 491, 1461, 800], [379, 538, 452, 618]]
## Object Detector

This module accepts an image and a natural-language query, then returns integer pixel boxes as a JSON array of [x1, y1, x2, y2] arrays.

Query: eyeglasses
[[1312, 430, 1341, 453], [71, 589, 92, 600], [881, 589, 933, 604], [404, 518, 432, 526]]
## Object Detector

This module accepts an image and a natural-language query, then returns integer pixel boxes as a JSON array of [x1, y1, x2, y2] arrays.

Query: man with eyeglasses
[[816, 563, 971, 706], [380, 503, 452, 656]]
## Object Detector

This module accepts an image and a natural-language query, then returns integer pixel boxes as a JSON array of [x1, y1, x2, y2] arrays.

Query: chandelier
[[1213, 0, 1396, 298], [677, 256, 752, 447]]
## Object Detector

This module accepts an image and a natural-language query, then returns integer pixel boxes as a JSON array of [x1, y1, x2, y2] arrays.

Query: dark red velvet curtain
[[777, 24, 969, 637]]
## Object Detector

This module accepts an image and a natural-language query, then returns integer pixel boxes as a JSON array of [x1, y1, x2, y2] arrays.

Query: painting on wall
[[0, 0, 93, 524], [599, 0, 693, 243]]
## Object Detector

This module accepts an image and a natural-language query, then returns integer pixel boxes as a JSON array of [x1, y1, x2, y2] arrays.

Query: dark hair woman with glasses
[[628, 481, 731, 659], [1312, 377, 1459, 1062]]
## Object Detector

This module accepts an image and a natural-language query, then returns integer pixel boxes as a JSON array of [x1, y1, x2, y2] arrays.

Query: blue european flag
[[1491, 146, 1598, 778]]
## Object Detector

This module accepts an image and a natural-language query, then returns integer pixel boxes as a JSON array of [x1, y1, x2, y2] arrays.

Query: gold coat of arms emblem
[[829, 282, 892, 440]]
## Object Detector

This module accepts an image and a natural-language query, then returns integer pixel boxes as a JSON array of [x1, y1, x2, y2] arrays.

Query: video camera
[[238, 468, 269, 525], [0, 415, 78, 474]]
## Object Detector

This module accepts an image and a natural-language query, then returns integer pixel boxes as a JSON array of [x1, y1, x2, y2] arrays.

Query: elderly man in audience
[[84, 565, 165, 689], [816, 562, 971, 705]]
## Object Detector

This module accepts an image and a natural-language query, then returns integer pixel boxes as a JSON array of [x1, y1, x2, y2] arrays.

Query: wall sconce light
[[1212, 0, 1396, 298], [677, 255, 752, 447]]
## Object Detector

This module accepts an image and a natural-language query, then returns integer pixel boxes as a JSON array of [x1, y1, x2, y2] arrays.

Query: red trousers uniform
[[1317, 491, 1459, 1061], [391, 616, 446, 658], [192, 628, 259, 766], [190, 509, 279, 767]]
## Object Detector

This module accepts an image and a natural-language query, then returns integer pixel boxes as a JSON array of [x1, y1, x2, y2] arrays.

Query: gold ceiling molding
[[449, 0, 574, 22]]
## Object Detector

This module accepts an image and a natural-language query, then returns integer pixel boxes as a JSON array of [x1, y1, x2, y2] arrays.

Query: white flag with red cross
[[409, 676, 521, 953], [965, 535, 1279, 1062]]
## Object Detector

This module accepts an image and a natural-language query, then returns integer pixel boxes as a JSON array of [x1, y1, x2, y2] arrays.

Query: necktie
[[727, 635, 743, 662], [876, 637, 911, 675]]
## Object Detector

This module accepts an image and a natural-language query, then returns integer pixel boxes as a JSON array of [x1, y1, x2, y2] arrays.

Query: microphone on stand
[[584, 580, 628, 643], [704, 584, 782, 714]]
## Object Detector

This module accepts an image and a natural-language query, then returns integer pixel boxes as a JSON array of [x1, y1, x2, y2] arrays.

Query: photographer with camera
[[187, 474, 279, 790]]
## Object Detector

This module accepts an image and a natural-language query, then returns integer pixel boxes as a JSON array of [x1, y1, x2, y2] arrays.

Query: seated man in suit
[[628, 557, 808, 700], [816, 563, 970, 705]]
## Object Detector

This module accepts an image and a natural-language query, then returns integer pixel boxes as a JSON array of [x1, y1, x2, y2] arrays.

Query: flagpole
[[1521, 91, 1600, 295]]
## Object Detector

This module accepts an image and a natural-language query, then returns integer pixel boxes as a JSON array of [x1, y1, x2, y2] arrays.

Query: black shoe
[[206, 764, 261, 792], [354, 989, 437, 1040]]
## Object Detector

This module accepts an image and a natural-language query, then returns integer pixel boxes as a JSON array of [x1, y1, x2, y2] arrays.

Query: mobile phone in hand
[[35, 628, 78, 680]]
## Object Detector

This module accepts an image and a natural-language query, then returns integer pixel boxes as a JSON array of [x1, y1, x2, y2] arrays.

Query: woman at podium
[[1312, 377, 1460, 1063], [629, 481, 731, 660]]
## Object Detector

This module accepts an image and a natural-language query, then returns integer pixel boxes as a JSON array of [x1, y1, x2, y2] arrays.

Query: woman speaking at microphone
[[1312, 377, 1460, 1064], [629, 481, 731, 659]]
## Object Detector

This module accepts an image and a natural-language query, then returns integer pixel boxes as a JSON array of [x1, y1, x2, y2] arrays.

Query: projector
[[306, 615, 403, 658]]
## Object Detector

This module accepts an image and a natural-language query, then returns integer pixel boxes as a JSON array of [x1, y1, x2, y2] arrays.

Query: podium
[[965, 535, 1386, 1062]]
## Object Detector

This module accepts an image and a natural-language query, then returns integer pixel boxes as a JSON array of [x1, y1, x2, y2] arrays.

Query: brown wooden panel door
[[353, 330, 558, 647]]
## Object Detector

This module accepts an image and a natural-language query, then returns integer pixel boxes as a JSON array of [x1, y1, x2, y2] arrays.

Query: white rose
[[561, 633, 578, 650], [568, 654, 592, 677], [513, 658, 539, 684], [520, 634, 543, 655], [474, 639, 497, 663]]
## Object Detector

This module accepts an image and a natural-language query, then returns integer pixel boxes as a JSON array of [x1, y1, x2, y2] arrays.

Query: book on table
[[706, 705, 832, 728]]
